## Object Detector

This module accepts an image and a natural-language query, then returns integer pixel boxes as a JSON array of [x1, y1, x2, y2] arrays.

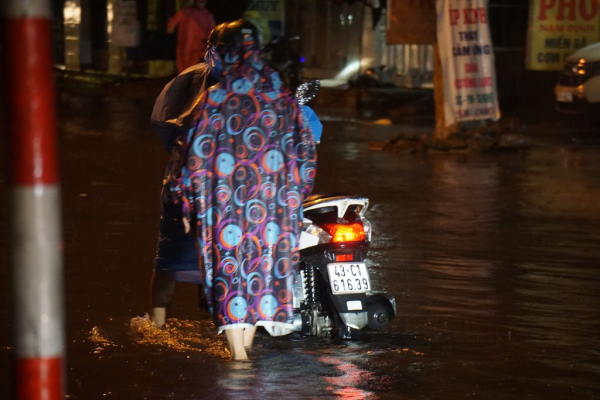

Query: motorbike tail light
[[336, 254, 354, 262], [323, 222, 365, 243]]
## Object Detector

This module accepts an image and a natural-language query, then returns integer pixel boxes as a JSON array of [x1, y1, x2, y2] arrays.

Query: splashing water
[[128, 314, 231, 359]]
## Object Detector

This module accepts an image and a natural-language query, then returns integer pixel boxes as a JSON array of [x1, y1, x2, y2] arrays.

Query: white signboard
[[112, 0, 140, 47], [436, 0, 500, 126]]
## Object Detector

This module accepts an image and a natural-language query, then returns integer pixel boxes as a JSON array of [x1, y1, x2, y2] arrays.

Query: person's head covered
[[192, 0, 208, 9], [204, 19, 283, 96], [209, 20, 260, 61]]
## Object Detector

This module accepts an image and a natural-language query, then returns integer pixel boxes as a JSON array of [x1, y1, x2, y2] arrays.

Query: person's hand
[[183, 216, 191, 234], [171, 139, 184, 155]]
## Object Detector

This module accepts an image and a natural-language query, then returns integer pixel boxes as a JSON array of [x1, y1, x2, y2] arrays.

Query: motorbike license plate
[[327, 262, 371, 294], [557, 91, 573, 102]]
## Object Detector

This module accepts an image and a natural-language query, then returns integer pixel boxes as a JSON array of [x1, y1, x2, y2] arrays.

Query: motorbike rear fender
[[329, 292, 368, 313]]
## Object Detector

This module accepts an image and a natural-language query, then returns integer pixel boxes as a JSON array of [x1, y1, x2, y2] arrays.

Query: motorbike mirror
[[295, 80, 320, 105]]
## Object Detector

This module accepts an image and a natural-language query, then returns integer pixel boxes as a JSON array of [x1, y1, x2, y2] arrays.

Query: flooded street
[[1, 79, 600, 399]]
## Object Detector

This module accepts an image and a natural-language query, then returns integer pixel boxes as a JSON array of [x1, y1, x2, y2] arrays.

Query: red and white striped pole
[[2, 0, 65, 399]]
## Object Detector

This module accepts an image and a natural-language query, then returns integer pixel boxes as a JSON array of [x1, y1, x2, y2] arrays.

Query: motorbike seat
[[305, 192, 355, 203]]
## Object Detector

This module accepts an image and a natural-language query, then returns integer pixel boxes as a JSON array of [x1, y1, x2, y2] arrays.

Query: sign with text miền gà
[[387, 0, 436, 45], [436, 0, 501, 126], [526, 0, 600, 71]]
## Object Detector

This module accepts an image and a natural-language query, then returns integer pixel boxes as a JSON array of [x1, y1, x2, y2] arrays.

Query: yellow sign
[[526, 0, 600, 71], [247, 0, 285, 37]]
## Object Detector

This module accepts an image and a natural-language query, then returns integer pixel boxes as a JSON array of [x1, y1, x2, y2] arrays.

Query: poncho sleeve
[[171, 90, 212, 235]]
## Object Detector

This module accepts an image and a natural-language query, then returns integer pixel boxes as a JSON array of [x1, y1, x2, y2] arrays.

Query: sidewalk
[[51, 67, 598, 143], [313, 83, 434, 122]]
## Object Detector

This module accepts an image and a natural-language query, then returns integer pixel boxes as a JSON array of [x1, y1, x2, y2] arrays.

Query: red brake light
[[323, 222, 365, 243]]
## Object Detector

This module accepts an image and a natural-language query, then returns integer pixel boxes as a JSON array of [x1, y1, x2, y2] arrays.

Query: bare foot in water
[[225, 328, 248, 360]]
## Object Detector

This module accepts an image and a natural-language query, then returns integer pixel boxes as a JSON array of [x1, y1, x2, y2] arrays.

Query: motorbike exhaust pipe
[[367, 307, 391, 331], [366, 293, 396, 331]]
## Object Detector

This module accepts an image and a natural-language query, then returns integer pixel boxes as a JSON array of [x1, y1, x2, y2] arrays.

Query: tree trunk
[[433, 43, 455, 140]]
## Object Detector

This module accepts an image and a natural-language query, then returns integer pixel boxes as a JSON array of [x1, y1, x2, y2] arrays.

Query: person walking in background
[[177, 20, 317, 360], [149, 51, 218, 327], [167, 0, 216, 73]]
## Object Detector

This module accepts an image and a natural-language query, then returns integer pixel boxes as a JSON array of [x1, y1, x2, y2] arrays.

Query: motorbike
[[262, 35, 304, 93], [290, 81, 397, 339]]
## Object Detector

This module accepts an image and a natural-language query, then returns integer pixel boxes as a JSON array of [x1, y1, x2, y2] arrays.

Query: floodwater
[[1, 79, 600, 399]]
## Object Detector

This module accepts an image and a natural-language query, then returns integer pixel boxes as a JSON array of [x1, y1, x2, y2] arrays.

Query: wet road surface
[[1, 79, 600, 399]]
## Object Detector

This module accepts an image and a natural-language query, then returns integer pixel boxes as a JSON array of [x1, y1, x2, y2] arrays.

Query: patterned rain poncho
[[179, 29, 317, 334]]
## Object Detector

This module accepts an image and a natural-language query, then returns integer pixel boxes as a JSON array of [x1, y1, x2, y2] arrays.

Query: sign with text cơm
[[387, 0, 436, 45], [526, 0, 600, 71], [436, 0, 501, 126]]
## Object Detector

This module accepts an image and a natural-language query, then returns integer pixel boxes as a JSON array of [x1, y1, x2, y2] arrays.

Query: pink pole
[[2, 0, 65, 399]]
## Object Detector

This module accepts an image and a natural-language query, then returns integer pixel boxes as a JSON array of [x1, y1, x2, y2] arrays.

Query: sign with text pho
[[526, 0, 600, 71], [436, 0, 500, 126]]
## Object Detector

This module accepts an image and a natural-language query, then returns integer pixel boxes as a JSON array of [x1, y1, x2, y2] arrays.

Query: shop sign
[[526, 0, 600, 71], [436, 0, 501, 125], [247, 0, 285, 37], [112, 0, 140, 47]]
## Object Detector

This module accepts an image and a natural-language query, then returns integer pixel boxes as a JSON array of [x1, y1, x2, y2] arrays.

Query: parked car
[[555, 41, 600, 126]]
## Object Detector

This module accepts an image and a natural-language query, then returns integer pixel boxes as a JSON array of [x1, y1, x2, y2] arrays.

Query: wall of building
[[286, 0, 364, 82]]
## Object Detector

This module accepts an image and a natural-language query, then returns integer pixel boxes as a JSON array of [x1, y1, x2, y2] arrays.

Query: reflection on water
[[313, 124, 600, 398], [210, 343, 395, 400], [86, 315, 398, 400], [94, 129, 599, 399], [319, 355, 378, 399], [3, 89, 600, 399], [216, 361, 255, 395]]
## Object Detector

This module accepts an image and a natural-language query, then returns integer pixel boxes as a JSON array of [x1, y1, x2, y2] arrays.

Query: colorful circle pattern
[[179, 37, 317, 330]]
